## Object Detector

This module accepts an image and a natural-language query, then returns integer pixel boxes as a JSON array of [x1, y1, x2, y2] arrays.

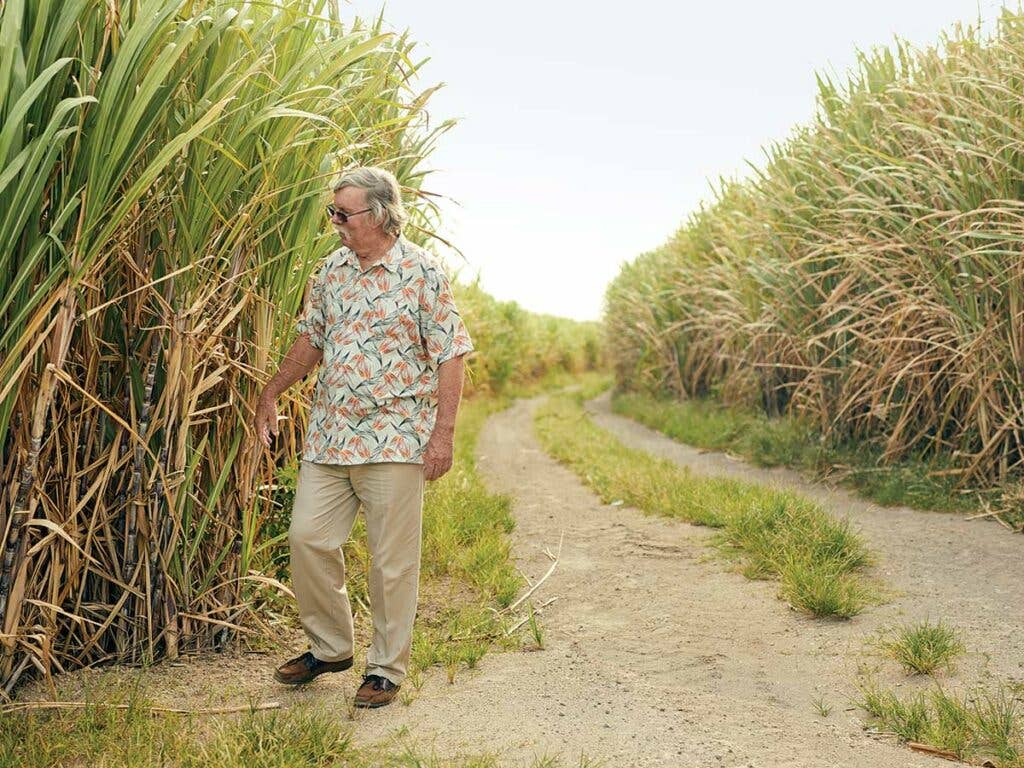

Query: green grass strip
[[534, 391, 881, 619], [409, 394, 525, 677], [612, 391, 999, 518]]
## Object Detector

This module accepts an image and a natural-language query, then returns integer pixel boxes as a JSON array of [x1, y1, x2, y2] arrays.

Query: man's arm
[[422, 354, 466, 480], [433, 354, 466, 434], [255, 333, 323, 446]]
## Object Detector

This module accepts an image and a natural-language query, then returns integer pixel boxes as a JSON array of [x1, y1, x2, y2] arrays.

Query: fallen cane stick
[[506, 597, 559, 636], [505, 530, 563, 614], [905, 741, 959, 762], [445, 533, 565, 642], [1, 700, 282, 716]]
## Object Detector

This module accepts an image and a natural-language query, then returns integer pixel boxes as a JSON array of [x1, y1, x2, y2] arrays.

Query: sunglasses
[[326, 204, 371, 223]]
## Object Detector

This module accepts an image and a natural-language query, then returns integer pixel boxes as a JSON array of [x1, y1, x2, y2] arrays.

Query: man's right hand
[[254, 335, 322, 449], [255, 394, 279, 447]]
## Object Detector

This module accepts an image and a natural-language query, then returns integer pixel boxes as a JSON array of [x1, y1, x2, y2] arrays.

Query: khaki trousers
[[288, 460, 425, 685]]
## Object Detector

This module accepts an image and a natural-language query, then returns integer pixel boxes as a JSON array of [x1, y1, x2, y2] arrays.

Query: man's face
[[331, 186, 380, 249]]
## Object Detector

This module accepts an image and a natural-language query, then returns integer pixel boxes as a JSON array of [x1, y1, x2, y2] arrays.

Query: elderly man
[[255, 166, 473, 708]]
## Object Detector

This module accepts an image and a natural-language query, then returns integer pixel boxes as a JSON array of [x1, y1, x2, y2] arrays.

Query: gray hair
[[332, 166, 407, 236]]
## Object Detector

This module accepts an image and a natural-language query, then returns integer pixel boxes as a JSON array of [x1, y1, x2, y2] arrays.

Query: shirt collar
[[339, 235, 404, 274]]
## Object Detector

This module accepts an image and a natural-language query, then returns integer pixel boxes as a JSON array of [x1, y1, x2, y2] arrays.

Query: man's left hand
[[423, 431, 454, 481]]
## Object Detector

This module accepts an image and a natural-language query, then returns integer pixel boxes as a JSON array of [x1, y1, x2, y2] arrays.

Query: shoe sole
[[353, 696, 397, 709]]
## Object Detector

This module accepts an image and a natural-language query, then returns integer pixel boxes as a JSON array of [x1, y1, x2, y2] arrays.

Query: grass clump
[[857, 680, 1024, 767], [776, 556, 876, 621], [876, 620, 967, 675], [812, 693, 832, 718], [534, 392, 880, 618]]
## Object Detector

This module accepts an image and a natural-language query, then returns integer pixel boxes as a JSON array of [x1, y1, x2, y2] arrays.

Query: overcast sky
[[340, 0, 1012, 321]]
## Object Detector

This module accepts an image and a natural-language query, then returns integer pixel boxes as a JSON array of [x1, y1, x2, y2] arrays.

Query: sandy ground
[[17, 393, 1024, 767]]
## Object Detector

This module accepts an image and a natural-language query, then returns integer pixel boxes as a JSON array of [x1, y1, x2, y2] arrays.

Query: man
[[254, 166, 473, 708]]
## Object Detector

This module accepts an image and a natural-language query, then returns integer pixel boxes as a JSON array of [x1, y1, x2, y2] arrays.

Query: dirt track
[[21, 392, 1024, 766]]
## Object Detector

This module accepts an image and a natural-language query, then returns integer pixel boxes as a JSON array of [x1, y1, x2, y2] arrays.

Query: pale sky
[[341, 0, 1011, 321]]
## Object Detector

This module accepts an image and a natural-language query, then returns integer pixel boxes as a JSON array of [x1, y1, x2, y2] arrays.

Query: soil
[[15, 392, 1024, 767]]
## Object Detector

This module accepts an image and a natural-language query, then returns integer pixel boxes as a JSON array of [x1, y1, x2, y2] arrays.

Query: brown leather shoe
[[273, 651, 353, 685], [354, 673, 401, 708]]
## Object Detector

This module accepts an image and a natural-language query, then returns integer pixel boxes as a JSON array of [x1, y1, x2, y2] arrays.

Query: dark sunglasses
[[326, 204, 371, 223]]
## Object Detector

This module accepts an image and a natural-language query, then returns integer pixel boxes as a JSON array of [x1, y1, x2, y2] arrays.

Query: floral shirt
[[293, 235, 474, 465]]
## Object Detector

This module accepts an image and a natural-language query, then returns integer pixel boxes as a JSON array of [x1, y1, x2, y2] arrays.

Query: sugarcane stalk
[[147, 443, 169, 655], [112, 387, 130, 546], [0, 434, 42, 630], [110, 372, 132, 658], [0, 283, 77, 633], [125, 335, 160, 662]]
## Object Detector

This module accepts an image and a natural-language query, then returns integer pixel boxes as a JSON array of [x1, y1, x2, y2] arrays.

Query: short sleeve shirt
[[293, 235, 474, 465]]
